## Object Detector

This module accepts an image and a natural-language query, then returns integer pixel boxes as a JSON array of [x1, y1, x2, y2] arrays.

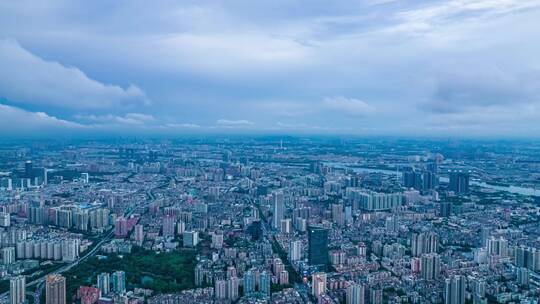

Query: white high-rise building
[[420, 253, 440, 280], [212, 232, 224, 249], [10, 276, 26, 304], [97, 272, 110, 295], [134, 224, 144, 245], [227, 276, 239, 301], [346, 283, 365, 304], [445, 275, 466, 304], [0, 212, 10, 227], [214, 279, 227, 299], [312, 272, 327, 297], [183, 231, 199, 247], [2, 247, 15, 265], [61, 239, 79, 262], [289, 240, 302, 261]]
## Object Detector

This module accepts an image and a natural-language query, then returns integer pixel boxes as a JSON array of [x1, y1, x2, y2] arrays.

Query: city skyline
[[1, 1, 540, 137]]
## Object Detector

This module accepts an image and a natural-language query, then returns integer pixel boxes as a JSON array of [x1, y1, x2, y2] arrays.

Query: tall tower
[[25, 161, 33, 178], [46, 274, 66, 304], [272, 191, 284, 229], [308, 226, 328, 270]]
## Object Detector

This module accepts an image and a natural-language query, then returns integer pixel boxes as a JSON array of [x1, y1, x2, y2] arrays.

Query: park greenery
[[63, 247, 197, 302]]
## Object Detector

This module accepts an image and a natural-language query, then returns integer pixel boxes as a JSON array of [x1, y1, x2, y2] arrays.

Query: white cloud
[[75, 113, 155, 125], [216, 119, 253, 126], [0, 39, 150, 110], [164, 123, 201, 128], [0, 103, 84, 134], [322, 97, 375, 116]]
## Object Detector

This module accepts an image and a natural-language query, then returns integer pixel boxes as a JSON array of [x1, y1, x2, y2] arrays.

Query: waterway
[[326, 162, 540, 197]]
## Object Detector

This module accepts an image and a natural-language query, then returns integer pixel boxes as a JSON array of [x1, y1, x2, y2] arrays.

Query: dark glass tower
[[308, 226, 328, 270], [449, 170, 470, 194]]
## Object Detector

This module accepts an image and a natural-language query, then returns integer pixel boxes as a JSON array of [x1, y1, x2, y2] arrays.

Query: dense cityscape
[[0, 137, 539, 304], [1, 1, 540, 303]]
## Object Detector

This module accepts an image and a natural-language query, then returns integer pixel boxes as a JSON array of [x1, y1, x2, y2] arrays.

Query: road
[[0, 182, 162, 300]]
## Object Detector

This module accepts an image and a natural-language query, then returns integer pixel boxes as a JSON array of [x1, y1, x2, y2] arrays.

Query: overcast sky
[[1, 0, 540, 137]]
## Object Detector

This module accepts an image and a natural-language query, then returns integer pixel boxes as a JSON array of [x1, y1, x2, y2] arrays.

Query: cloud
[[0, 1, 539, 137], [164, 123, 201, 128], [0, 103, 84, 134], [75, 113, 156, 125], [216, 119, 253, 126], [422, 68, 540, 113], [322, 97, 375, 116], [0, 39, 150, 110]]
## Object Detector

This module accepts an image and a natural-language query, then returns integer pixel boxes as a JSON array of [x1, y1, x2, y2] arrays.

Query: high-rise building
[[114, 217, 128, 238], [514, 246, 540, 270], [280, 218, 292, 234], [227, 276, 239, 301], [134, 224, 144, 245], [311, 272, 327, 297], [471, 278, 486, 298], [289, 240, 302, 261], [211, 232, 224, 249], [162, 215, 176, 237], [214, 279, 227, 299], [385, 216, 398, 233], [331, 203, 344, 227], [308, 226, 328, 270], [176, 220, 186, 235], [486, 237, 508, 257], [411, 232, 438, 257], [420, 253, 440, 280], [370, 288, 383, 304], [247, 220, 262, 241], [440, 202, 452, 217], [183, 231, 199, 247], [516, 267, 529, 287], [81, 173, 89, 183], [97, 272, 110, 295], [89, 208, 110, 230], [272, 191, 284, 229], [243, 270, 255, 295], [3, 247, 15, 265], [0, 212, 10, 227], [73, 209, 89, 231], [111, 271, 126, 293], [25, 161, 33, 179], [10, 276, 26, 304], [346, 283, 365, 304], [57, 209, 72, 229], [61, 239, 79, 262], [444, 275, 465, 304], [43, 168, 49, 185], [352, 190, 402, 211], [448, 170, 470, 194], [278, 270, 289, 285], [260, 271, 271, 296], [46, 274, 66, 304]]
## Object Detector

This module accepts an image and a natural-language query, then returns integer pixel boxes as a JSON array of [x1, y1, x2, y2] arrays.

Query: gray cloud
[[423, 68, 540, 113], [0, 39, 150, 110], [0, 1, 539, 137]]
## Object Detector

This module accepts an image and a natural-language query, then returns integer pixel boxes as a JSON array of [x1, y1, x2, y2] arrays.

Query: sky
[[1, 0, 540, 138]]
